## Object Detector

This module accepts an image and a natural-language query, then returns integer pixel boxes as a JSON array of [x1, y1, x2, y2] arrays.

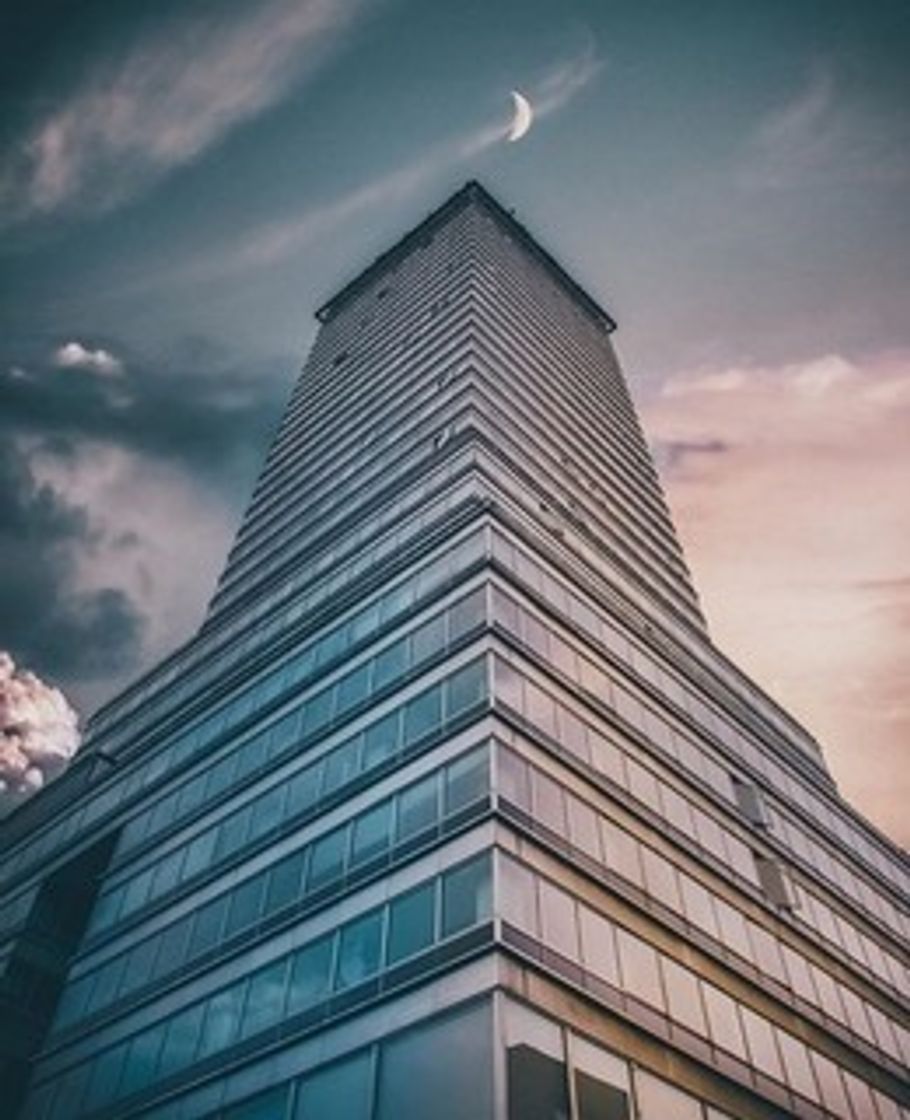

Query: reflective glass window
[[158, 1002, 205, 1078], [397, 775, 438, 843], [321, 739, 359, 796], [198, 983, 245, 1059], [403, 685, 442, 746], [362, 712, 398, 770], [388, 881, 436, 963], [336, 663, 370, 715], [242, 958, 288, 1038], [188, 895, 228, 959], [350, 802, 392, 867], [446, 658, 487, 716], [442, 855, 491, 936], [265, 850, 306, 914], [335, 910, 383, 989], [445, 746, 488, 813], [373, 639, 408, 691], [306, 829, 346, 892], [411, 614, 446, 664], [377, 1004, 493, 1120], [225, 875, 266, 937], [295, 1051, 371, 1120], [287, 936, 334, 1014]]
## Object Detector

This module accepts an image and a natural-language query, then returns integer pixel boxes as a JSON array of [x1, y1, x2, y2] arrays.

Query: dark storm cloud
[[0, 439, 143, 683], [0, 338, 284, 487], [0, 337, 286, 698]]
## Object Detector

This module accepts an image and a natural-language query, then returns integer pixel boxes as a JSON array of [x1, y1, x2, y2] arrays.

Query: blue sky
[[1, 0, 908, 839]]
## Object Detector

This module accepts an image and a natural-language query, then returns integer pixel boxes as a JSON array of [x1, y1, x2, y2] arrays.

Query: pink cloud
[[644, 350, 910, 846]]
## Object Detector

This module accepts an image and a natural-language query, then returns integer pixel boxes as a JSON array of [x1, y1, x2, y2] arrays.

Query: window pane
[[120, 1026, 165, 1095], [403, 685, 442, 746], [442, 855, 491, 936], [242, 957, 288, 1038], [296, 1051, 371, 1120], [307, 829, 347, 892], [287, 764, 320, 814], [410, 614, 446, 664], [446, 658, 488, 717], [265, 850, 306, 915], [188, 895, 228, 959], [373, 639, 408, 690], [377, 1003, 493, 1120], [226, 1085, 290, 1120], [350, 802, 392, 866], [507, 1044, 568, 1120], [448, 588, 486, 642], [225, 875, 266, 937], [158, 1003, 205, 1078], [335, 910, 383, 989], [321, 739, 359, 796], [388, 881, 436, 963], [198, 983, 245, 1059], [336, 663, 370, 715], [575, 1071, 630, 1120], [362, 712, 399, 770], [287, 936, 334, 1014], [445, 746, 488, 813], [396, 775, 438, 843], [661, 957, 706, 1036]]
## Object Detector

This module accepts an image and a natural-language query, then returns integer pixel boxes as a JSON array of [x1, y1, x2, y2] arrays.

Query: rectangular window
[[446, 658, 487, 717], [350, 802, 393, 867], [336, 663, 370, 715], [362, 712, 399, 770], [335, 910, 383, 990], [387, 881, 436, 963], [265, 850, 306, 915], [702, 983, 748, 1062], [403, 685, 443, 746], [287, 935, 334, 1014], [188, 895, 228, 960], [448, 588, 486, 642], [410, 613, 446, 664], [321, 739, 359, 796], [197, 983, 245, 1059], [396, 774, 439, 844], [242, 957, 289, 1038], [225, 874, 266, 937], [373, 638, 408, 691], [444, 746, 488, 814], [307, 828, 347, 893], [157, 1003, 205, 1078], [442, 855, 491, 936]]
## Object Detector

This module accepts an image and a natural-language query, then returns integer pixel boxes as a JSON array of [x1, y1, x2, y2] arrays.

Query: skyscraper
[[1, 182, 907, 1120]]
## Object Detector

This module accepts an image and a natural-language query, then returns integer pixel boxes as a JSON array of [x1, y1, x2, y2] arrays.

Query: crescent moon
[[507, 90, 533, 142]]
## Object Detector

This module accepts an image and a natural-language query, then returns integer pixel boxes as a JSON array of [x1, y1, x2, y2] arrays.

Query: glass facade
[[0, 182, 906, 1120]]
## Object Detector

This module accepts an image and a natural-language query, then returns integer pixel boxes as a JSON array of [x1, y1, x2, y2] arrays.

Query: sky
[[0, 0, 907, 843]]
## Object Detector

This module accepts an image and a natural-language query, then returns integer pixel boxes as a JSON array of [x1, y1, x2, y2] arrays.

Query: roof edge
[[315, 180, 617, 333]]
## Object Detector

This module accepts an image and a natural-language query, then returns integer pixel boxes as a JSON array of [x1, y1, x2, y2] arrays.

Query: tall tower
[[1, 183, 907, 1120]]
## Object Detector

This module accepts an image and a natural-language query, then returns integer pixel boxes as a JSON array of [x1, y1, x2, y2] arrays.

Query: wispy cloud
[[0, 0, 364, 225], [740, 64, 910, 191], [54, 341, 123, 377], [176, 45, 602, 282], [645, 350, 910, 843]]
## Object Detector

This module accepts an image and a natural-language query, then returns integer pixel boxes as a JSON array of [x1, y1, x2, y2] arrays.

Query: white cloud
[[54, 340, 123, 377], [0, 0, 363, 223], [0, 651, 81, 813], [644, 350, 910, 844]]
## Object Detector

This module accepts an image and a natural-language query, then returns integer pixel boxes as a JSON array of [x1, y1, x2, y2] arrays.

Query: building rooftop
[[316, 180, 618, 333]]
